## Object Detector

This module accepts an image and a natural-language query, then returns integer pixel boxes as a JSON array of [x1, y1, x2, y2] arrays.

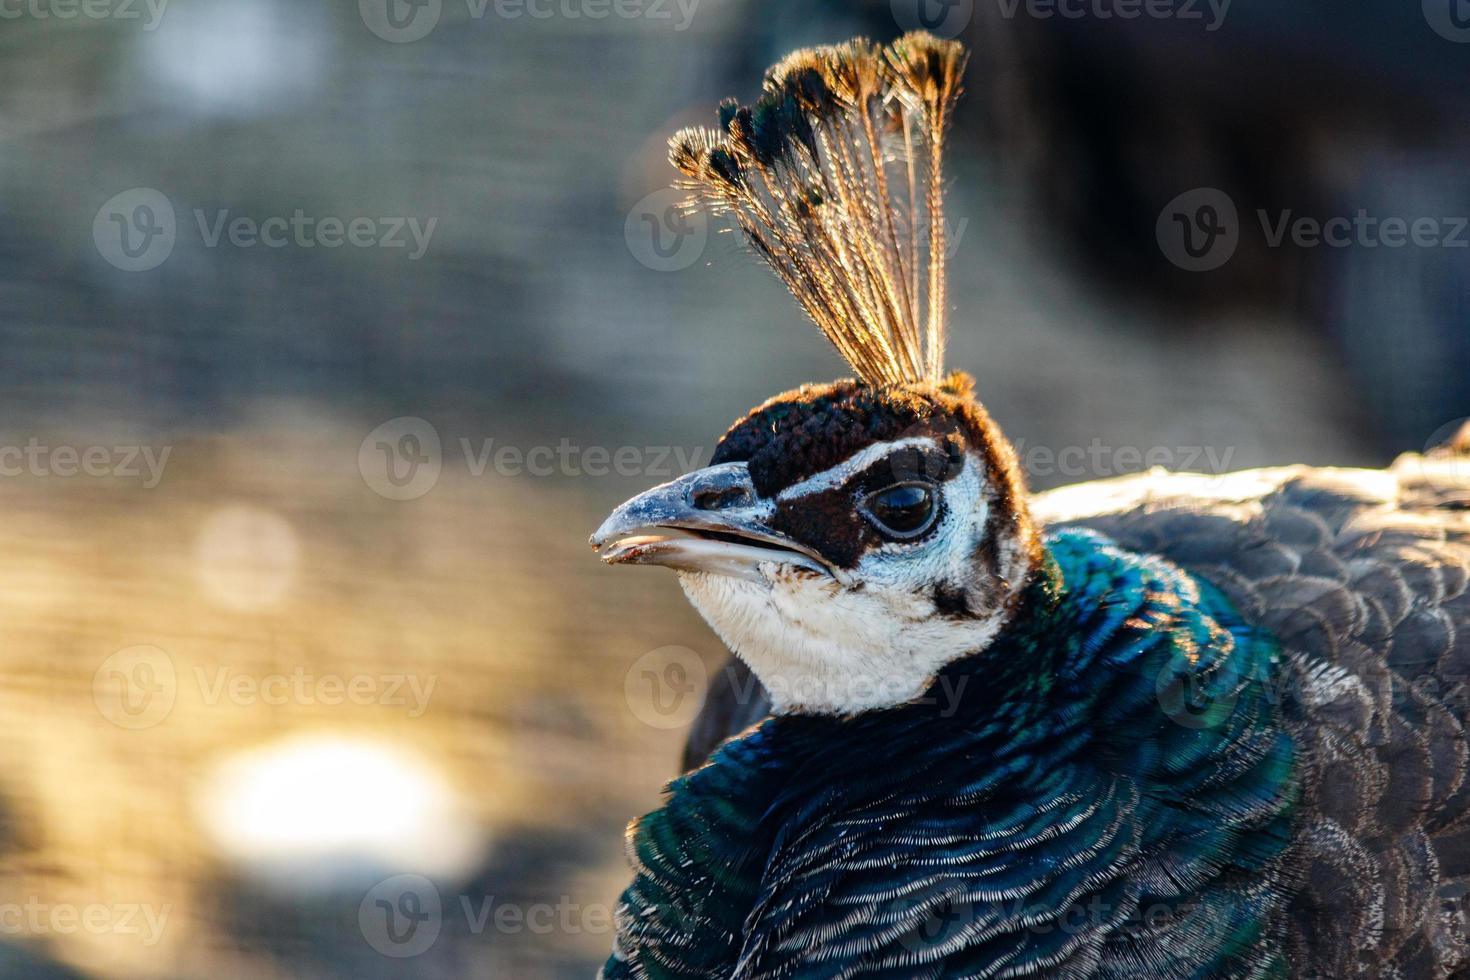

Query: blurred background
[[0, 0, 1466, 975]]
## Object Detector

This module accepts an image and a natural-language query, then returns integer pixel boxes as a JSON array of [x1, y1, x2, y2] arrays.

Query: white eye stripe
[[776, 436, 941, 502]]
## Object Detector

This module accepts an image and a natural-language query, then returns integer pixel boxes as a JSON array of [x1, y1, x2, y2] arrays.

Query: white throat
[[676, 456, 1029, 715]]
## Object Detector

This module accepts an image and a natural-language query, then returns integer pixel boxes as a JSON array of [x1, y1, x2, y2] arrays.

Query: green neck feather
[[605, 529, 1298, 979]]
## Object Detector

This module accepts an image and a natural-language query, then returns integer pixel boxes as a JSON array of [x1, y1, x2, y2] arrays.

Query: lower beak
[[589, 462, 841, 583]]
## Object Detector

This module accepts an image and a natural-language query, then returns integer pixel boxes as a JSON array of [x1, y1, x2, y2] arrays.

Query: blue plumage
[[602, 530, 1296, 979]]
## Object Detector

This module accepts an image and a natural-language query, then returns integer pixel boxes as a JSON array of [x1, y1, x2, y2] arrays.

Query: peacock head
[[591, 33, 1031, 713], [591, 374, 1040, 714]]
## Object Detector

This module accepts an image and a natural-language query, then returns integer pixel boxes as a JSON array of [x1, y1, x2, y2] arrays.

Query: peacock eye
[[860, 483, 937, 540]]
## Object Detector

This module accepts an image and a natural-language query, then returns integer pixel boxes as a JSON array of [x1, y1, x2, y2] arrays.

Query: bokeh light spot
[[194, 504, 299, 611], [197, 734, 483, 893]]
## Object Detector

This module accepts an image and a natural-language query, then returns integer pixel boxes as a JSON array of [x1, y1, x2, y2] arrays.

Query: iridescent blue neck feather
[[603, 529, 1298, 979]]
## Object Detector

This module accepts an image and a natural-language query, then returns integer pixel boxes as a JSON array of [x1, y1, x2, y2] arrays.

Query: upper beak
[[589, 462, 842, 583]]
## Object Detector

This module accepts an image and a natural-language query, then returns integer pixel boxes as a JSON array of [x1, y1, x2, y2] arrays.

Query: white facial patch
[[677, 445, 1032, 715], [776, 436, 943, 502]]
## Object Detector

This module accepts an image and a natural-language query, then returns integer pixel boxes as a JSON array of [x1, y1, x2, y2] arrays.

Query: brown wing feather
[[682, 451, 1470, 976], [1038, 458, 1470, 977]]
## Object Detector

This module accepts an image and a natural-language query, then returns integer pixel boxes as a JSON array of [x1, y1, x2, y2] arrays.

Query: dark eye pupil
[[868, 484, 934, 535]]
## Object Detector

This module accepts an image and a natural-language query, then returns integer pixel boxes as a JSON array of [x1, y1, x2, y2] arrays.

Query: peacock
[[590, 31, 1470, 978]]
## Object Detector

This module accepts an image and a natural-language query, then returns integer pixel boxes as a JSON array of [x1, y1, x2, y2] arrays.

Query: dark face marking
[[852, 443, 962, 495], [711, 375, 1039, 573], [772, 486, 868, 569], [933, 510, 1010, 621], [767, 444, 957, 569], [932, 583, 973, 617], [973, 517, 1002, 584], [713, 379, 970, 498]]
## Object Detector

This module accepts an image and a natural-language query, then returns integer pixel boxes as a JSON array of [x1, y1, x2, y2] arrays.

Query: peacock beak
[[590, 462, 842, 583]]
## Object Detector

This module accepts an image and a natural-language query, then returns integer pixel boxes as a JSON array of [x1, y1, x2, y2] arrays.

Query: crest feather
[[669, 32, 969, 386]]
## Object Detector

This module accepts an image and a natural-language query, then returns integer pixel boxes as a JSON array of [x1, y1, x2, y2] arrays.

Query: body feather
[[674, 456, 1470, 977]]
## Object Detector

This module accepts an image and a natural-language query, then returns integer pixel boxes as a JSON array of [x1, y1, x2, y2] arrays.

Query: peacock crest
[[668, 33, 969, 387]]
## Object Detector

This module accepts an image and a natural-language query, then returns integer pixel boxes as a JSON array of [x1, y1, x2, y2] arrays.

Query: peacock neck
[[607, 528, 1298, 979]]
